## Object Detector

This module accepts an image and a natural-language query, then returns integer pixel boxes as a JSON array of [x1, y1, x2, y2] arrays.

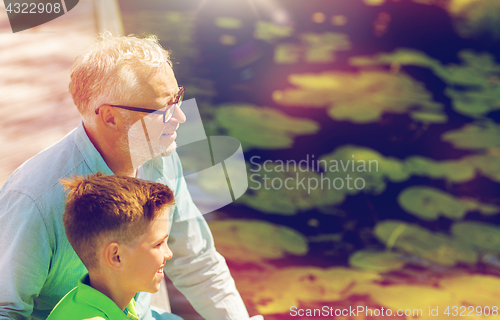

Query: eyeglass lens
[[163, 90, 184, 123]]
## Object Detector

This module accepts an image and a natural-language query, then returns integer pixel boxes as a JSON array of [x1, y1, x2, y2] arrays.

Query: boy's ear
[[103, 242, 122, 270]]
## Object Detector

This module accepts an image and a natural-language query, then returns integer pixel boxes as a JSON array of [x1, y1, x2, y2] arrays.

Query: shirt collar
[[74, 121, 169, 180], [74, 121, 114, 176], [124, 301, 139, 320], [76, 274, 138, 320]]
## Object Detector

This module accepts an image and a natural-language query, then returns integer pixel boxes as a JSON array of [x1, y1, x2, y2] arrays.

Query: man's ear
[[97, 106, 120, 131], [103, 242, 122, 270]]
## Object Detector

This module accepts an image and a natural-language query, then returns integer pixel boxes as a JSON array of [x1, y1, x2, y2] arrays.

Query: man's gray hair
[[69, 32, 172, 123]]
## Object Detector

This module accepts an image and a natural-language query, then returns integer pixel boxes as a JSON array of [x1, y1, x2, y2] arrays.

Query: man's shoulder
[[1, 128, 83, 200]]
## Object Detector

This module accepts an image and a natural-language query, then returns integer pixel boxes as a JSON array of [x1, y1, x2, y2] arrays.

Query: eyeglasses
[[95, 86, 185, 123]]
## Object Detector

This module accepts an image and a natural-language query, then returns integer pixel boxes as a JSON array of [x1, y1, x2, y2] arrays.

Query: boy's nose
[[164, 246, 173, 260]]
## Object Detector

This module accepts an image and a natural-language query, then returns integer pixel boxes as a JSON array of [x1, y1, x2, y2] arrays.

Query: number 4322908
[[6, 2, 62, 14], [443, 306, 498, 317]]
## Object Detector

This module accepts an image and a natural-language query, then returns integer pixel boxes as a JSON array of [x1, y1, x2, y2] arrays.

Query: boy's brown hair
[[60, 172, 175, 270]]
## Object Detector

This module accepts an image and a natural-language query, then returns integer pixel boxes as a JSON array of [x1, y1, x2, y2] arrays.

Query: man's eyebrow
[[164, 91, 176, 104], [157, 89, 179, 109]]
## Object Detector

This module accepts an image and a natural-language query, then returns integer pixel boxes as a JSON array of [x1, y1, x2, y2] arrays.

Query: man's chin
[[159, 141, 177, 158]]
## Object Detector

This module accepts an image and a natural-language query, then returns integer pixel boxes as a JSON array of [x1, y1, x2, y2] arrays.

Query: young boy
[[47, 173, 175, 320]]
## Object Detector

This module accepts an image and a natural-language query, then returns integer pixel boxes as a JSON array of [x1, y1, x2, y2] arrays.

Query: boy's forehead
[[157, 206, 173, 220], [149, 208, 171, 230], [129, 218, 168, 248]]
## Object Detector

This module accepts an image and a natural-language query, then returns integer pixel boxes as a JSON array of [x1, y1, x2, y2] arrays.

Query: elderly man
[[0, 34, 258, 320]]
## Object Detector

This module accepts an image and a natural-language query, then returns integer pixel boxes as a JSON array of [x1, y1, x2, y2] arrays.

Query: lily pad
[[236, 267, 380, 314], [274, 32, 351, 64], [239, 163, 346, 215], [322, 145, 498, 192], [321, 146, 499, 194], [240, 145, 410, 215], [274, 43, 302, 64], [375, 221, 478, 266], [442, 121, 500, 150], [445, 0, 500, 39], [398, 186, 499, 221], [440, 274, 500, 308], [363, 0, 386, 5], [208, 219, 308, 262], [273, 70, 445, 123], [404, 153, 500, 184], [253, 21, 293, 43], [350, 49, 500, 118], [350, 48, 442, 70], [349, 250, 406, 272], [215, 17, 242, 29], [467, 154, 500, 182], [321, 145, 410, 194], [405, 156, 475, 183], [452, 221, 500, 254], [299, 32, 351, 63], [410, 111, 448, 123], [350, 282, 460, 320], [214, 104, 319, 151], [240, 145, 500, 215]]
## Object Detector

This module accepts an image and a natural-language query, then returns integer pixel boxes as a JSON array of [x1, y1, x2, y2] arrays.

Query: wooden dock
[[0, 0, 96, 187]]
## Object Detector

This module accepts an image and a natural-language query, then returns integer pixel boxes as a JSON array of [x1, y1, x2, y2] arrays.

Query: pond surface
[[119, 0, 500, 318]]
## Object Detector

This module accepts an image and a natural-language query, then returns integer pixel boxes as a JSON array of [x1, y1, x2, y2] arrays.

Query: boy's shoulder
[[46, 274, 128, 320], [45, 286, 110, 320]]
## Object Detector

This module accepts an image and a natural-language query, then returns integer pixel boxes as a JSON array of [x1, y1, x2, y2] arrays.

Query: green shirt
[[46, 275, 139, 320]]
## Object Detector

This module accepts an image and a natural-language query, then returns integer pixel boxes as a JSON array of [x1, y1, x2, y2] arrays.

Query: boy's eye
[[156, 236, 168, 247]]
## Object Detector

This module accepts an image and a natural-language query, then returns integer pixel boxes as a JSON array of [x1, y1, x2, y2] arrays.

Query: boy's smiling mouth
[[157, 265, 165, 274]]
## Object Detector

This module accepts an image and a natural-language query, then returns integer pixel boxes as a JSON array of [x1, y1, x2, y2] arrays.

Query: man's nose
[[171, 105, 186, 124]]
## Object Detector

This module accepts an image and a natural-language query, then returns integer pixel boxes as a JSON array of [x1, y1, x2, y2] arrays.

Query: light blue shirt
[[0, 122, 250, 320]]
